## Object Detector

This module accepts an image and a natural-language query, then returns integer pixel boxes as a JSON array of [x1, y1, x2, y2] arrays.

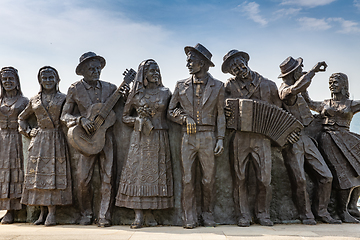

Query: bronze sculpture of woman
[[303, 72, 360, 223], [0, 67, 28, 224], [115, 59, 173, 228], [19, 66, 72, 226]]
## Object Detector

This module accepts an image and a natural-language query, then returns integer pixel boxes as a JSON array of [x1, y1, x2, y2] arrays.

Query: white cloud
[[0, 0, 185, 97], [236, 1, 268, 26], [297, 17, 332, 30], [354, 0, 360, 10], [297, 16, 360, 34], [329, 18, 360, 33], [273, 7, 301, 19], [281, 0, 336, 8]]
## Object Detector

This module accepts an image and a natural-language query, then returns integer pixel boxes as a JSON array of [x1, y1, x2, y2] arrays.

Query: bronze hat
[[221, 49, 250, 74], [184, 43, 215, 67], [75, 52, 106, 76], [278, 56, 303, 78]]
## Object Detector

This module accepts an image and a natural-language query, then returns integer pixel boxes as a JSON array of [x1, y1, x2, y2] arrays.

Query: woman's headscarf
[[0, 66, 23, 99], [126, 59, 163, 105], [330, 72, 349, 99], [37, 66, 60, 93]]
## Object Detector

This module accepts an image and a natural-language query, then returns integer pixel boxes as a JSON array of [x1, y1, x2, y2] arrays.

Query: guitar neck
[[94, 68, 136, 122], [98, 81, 126, 119]]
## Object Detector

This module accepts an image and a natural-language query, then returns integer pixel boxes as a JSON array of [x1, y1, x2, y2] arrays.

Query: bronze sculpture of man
[[222, 50, 282, 227], [168, 43, 225, 229], [278, 56, 340, 224], [61, 52, 129, 227]]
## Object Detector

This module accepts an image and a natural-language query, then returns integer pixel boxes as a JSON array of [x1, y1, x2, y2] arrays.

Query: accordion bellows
[[226, 98, 304, 147]]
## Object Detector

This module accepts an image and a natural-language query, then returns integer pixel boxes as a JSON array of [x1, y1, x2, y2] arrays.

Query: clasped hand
[[312, 61, 327, 73], [185, 117, 196, 134]]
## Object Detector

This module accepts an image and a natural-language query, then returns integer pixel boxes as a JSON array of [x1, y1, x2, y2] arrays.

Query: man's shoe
[[98, 218, 111, 227], [237, 218, 250, 227], [317, 214, 342, 224], [339, 210, 360, 223], [258, 218, 273, 226], [183, 222, 197, 229], [302, 218, 316, 225]]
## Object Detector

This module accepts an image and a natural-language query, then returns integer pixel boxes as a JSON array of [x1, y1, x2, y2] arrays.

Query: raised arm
[[351, 100, 360, 114], [301, 91, 324, 113], [280, 61, 327, 101]]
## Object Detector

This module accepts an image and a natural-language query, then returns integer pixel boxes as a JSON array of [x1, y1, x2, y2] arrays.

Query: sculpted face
[[146, 63, 160, 84], [293, 64, 304, 81], [229, 57, 249, 78], [40, 70, 57, 91], [329, 76, 341, 94], [1, 71, 17, 92], [186, 53, 203, 75], [83, 59, 101, 81]]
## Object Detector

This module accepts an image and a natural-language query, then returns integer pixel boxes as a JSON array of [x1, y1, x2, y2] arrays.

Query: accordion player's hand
[[287, 131, 300, 144], [224, 105, 232, 118]]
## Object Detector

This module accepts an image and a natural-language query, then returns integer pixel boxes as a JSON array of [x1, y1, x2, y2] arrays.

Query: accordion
[[226, 98, 303, 146]]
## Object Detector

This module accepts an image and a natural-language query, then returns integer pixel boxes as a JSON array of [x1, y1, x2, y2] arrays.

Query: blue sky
[[1, 0, 360, 129]]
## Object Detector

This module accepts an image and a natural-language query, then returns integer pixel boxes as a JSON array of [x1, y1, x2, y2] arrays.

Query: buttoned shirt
[[82, 80, 102, 104]]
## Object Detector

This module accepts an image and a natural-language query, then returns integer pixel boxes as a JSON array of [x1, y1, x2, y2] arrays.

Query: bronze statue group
[[0, 43, 360, 229]]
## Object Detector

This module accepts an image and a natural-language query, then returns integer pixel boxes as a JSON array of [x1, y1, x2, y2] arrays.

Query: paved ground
[[1, 211, 360, 239], [0, 223, 360, 240]]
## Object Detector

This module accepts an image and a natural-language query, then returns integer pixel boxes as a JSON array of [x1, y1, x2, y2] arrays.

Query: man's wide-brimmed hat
[[184, 43, 215, 67], [221, 49, 250, 74], [76, 52, 106, 75], [278, 56, 303, 78]]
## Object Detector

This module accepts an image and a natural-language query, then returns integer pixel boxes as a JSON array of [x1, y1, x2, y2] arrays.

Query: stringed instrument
[[68, 68, 136, 156]]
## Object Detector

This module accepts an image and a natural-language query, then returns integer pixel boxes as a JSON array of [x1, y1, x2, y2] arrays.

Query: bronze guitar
[[68, 68, 136, 156]]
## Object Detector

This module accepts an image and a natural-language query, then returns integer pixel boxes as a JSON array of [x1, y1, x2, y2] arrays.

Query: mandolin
[[68, 68, 136, 156]]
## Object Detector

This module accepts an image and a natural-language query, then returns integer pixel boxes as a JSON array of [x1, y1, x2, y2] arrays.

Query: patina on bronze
[[222, 49, 282, 227], [0, 67, 28, 224], [278, 57, 340, 225], [60, 52, 130, 227], [303, 72, 360, 223], [116, 59, 174, 229], [19, 66, 72, 226], [168, 43, 225, 229]]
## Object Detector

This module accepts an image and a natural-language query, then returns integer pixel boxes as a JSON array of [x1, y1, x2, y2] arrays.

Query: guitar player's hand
[[81, 117, 95, 134], [119, 83, 130, 99]]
